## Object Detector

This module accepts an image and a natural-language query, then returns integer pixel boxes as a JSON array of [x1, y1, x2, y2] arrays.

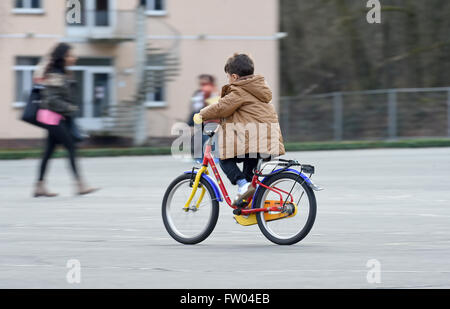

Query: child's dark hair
[[224, 53, 255, 77]]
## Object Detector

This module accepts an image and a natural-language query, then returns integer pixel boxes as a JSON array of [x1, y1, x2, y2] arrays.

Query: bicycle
[[162, 129, 323, 245]]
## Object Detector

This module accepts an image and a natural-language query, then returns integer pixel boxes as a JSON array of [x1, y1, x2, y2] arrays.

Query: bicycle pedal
[[233, 208, 243, 215], [234, 199, 249, 209]]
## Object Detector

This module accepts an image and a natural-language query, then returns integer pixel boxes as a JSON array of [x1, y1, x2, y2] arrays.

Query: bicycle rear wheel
[[162, 174, 219, 245], [254, 172, 317, 245]]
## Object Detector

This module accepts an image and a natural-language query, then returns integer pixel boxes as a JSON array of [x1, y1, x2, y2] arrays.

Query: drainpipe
[[134, 5, 148, 146]]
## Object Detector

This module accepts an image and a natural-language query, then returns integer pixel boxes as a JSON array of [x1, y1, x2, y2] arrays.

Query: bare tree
[[280, 0, 450, 95]]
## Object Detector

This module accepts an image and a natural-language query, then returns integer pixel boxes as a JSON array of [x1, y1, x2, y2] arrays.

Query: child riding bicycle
[[193, 53, 285, 205]]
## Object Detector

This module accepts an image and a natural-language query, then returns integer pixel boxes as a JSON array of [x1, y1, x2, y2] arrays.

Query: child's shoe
[[233, 182, 256, 206]]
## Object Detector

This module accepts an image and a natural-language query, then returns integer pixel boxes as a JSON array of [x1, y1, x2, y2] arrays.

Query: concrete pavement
[[1, 148, 450, 288]]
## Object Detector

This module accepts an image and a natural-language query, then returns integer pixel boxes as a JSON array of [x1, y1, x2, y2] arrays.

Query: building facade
[[0, 0, 280, 146]]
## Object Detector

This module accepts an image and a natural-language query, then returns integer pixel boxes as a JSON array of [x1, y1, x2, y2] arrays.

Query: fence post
[[333, 92, 343, 141], [388, 89, 397, 140], [448, 89, 450, 137]]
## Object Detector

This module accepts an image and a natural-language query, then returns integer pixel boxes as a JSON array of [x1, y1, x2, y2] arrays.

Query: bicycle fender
[[184, 172, 223, 202], [273, 168, 324, 191]]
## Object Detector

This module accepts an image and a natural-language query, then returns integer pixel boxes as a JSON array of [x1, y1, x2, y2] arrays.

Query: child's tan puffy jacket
[[200, 75, 285, 160]]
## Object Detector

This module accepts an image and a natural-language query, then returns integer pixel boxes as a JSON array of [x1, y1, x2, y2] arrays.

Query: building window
[[145, 68, 166, 107], [14, 57, 41, 107], [13, 0, 44, 14], [141, 0, 166, 16], [69, 58, 114, 120], [145, 54, 166, 107]]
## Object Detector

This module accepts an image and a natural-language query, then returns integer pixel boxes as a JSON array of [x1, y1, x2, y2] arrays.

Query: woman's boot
[[34, 181, 58, 198], [76, 180, 100, 196]]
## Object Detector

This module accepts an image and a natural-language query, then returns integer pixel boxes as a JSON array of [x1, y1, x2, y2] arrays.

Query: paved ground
[[0, 148, 449, 289]]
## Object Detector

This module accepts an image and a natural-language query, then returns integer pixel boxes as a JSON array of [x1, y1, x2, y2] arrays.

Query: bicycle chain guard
[[234, 201, 298, 226]]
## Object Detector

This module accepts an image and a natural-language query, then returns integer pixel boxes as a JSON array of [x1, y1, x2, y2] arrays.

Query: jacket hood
[[231, 75, 272, 103]]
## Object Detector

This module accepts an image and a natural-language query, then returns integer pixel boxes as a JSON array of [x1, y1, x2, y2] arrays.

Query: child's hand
[[193, 113, 203, 125]]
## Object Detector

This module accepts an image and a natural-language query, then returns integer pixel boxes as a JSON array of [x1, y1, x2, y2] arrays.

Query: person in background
[[33, 43, 99, 197], [188, 75, 220, 162], [187, 75, 219, 126]]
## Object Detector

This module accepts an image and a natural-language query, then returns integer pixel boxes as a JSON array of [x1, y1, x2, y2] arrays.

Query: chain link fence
[[279, 87, 450, 142]]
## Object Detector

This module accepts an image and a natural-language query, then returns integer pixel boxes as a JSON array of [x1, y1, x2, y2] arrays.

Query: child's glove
[[193, 113, 203, 125]]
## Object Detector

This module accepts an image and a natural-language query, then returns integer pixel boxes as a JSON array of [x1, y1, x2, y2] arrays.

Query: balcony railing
[[66, 10, 137, 41]]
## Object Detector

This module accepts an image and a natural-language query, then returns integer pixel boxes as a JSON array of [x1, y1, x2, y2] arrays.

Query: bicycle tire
[[254, 172, 317, 245], [162, 173, 220, 245]]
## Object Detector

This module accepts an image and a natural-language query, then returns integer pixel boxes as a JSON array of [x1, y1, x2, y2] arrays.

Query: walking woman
[[34, 43, 98, 197]]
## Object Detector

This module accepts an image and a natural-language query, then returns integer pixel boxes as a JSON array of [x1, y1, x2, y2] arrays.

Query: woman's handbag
[[36, 109, 65, 126], [21, 85, 47, 128]]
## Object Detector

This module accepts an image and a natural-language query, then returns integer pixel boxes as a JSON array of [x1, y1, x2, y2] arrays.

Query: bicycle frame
[[185, 142, 293, 216]]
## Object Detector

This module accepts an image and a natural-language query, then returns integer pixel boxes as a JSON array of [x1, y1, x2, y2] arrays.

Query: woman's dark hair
[[224, 53, 255, 77], [45, 43, 73, 75]]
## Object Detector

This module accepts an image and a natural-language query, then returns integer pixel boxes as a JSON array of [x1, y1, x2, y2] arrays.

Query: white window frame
[[145, 65, 167, 108], [12, 0, 45, 14], [67, 65, 116, 131], [144, 0, 167, 16], [13, 62, 38, 108]]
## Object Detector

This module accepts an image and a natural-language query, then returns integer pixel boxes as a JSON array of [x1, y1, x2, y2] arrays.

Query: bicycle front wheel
[[162, 174, 219, 245], [254, 172, 317, 245]]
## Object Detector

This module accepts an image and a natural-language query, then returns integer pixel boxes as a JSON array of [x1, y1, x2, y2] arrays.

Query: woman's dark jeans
[[38, 120, 79, 181]]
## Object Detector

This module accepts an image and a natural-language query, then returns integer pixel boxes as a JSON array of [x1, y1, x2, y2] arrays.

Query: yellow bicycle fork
[[183, 166, 208, 211]]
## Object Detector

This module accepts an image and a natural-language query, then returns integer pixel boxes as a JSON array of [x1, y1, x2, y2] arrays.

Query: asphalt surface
[[0, 148, 449, 288]]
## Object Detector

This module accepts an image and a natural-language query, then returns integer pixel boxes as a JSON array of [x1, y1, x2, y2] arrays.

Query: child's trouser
[[219, 157, 259, 185]]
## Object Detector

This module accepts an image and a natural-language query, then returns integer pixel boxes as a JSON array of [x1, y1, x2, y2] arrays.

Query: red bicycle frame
[[201, 143, 293, 215]]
